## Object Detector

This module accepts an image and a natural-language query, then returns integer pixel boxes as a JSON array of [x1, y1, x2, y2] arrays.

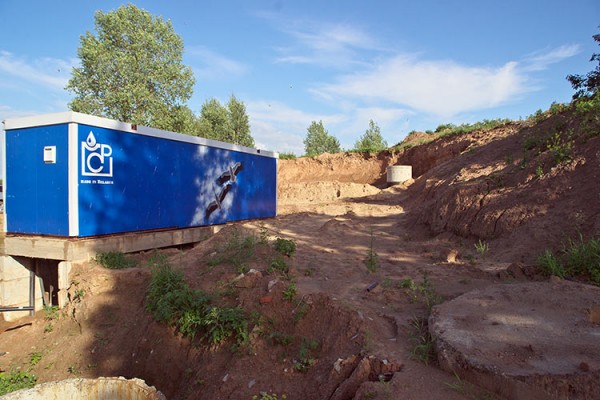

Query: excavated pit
[[1, 377, 165, 400]]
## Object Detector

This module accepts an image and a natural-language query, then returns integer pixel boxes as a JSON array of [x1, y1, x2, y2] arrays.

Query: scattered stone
[[248, 379, 256, 389], [259, 295, 273, 305], [234, 269, 262, 288], [446, 249, 459, 263], [268, 279, 279, 292], [333, 358, 343, 373], [222, 374, 229, 383]]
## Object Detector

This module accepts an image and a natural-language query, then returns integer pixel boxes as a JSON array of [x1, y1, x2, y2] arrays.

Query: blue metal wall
[[5, 124, 69, 235], [77, 124, 276, 236]]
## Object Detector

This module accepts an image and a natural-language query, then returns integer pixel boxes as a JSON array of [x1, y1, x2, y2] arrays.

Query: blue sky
[[0, 1, 598, 155]]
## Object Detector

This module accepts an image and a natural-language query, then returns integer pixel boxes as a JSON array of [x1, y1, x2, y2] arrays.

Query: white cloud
[[0, 51, 72, 90], [271, 20, 380, 68], [314, 55, 529, 117], [524, 44, 581, 71], [187, 46, 248, 80], [247, 100, 345, 155]]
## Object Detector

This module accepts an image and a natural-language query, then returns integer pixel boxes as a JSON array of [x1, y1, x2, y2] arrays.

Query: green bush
[[269, 257, 289, 274], [546, 130, 574, 165], [146, 263, 250, 347], [274, 238, 296, 257], [199, 306, 249, 348]]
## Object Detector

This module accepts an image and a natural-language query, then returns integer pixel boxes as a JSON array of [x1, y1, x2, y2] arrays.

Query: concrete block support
[[0, 255, 44, 322], [1, 225, 219, 321], [57, 261, 73, 308]]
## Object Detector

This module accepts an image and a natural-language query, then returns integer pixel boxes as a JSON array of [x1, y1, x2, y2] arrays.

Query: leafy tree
[[197, 98, 232, 141], [354, 119, 388, 152], [303, 120, 341, 156], [567, 27, 600, 99], [227, 95, 254, 147], [196, 96, 255, 146], [66, 4, 195, 131]]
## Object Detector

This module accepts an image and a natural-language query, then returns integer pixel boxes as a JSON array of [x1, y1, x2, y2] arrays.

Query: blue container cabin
[[2, 112, 278, 237]]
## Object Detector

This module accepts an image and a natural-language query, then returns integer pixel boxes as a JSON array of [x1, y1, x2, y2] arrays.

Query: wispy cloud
[[313, 55, 529, 117], [187, 46, 248, 80], [0, 51, 72, 90], [247, 100, 344, 154], [524, 44, 581, 71], [264, 15, 380, 68]]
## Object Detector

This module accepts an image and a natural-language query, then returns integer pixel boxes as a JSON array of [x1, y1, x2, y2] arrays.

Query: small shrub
[[29, 352, 43, 367], [365, 229, 380, 273], [474, 239, 489, 258], [95, 251, 136, 269], [208, 229, 257, 272], [537, 250, 566, 278], [0, 371, 37, 395], [200, 306, 249, 348], [146, 263, 190, 323], [399, 277, 416, 290], [546, 130, 574, 165], [402, 275, 442, 312], [269, 331, 294, 346], [274, 238, 296, 257], [537, 236, 600, 285], [43, 305, 60, 320], [258, 223, 269, 244], [282, 282, 297, 302], [535, 162, 544, 178], [269, 257, 289, 274], [408, 316, 436, 365], [294, 338, 320, 373]]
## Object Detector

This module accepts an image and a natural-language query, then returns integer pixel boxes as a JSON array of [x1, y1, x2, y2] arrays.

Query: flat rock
[[429, 280, 600, 400]]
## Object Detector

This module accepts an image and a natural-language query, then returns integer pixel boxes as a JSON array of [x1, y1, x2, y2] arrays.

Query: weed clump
[[274, 238, 296, 257], [0, 371, 37, 395], [537, 235, 600, 286], [365, 228, 380, 273], [94, 251, 136, 269], [146, 261, 250, 348]]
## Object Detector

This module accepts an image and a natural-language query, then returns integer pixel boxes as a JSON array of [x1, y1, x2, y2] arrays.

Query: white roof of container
[[3, 111, 278, 159]]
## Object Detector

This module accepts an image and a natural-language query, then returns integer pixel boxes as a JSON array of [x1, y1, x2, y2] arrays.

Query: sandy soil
[[1, 107, 599, 399]]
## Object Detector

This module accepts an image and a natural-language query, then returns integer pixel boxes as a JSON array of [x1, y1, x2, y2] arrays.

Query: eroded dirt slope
[[1, 106, 599, 400]]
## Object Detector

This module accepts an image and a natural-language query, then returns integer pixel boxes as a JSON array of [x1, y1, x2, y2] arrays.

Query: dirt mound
[[398, 113, 600, 263], [278, 151, 401, 188], [279, 181, 381, 205]]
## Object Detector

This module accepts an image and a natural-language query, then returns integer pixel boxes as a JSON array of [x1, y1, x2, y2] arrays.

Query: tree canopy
[[196, 96, 255, 147], [66, 4, 195, 131], [567, 27, 600, 99], [354, 119, 388, 152], [303, 120, 341, 156]]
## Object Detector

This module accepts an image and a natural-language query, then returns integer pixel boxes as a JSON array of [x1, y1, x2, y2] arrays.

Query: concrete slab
[[429, 280, 600, 400], [3, 225, 217, 261]]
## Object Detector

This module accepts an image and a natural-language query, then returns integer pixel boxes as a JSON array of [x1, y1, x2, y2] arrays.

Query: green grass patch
[[538, 235, 600, 285], [0, 371, 37, 395], [408, 316, 436, 365], [94, 251, 137, 269], [146, 262, 251, 348], [208, 229, 258, 274]]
